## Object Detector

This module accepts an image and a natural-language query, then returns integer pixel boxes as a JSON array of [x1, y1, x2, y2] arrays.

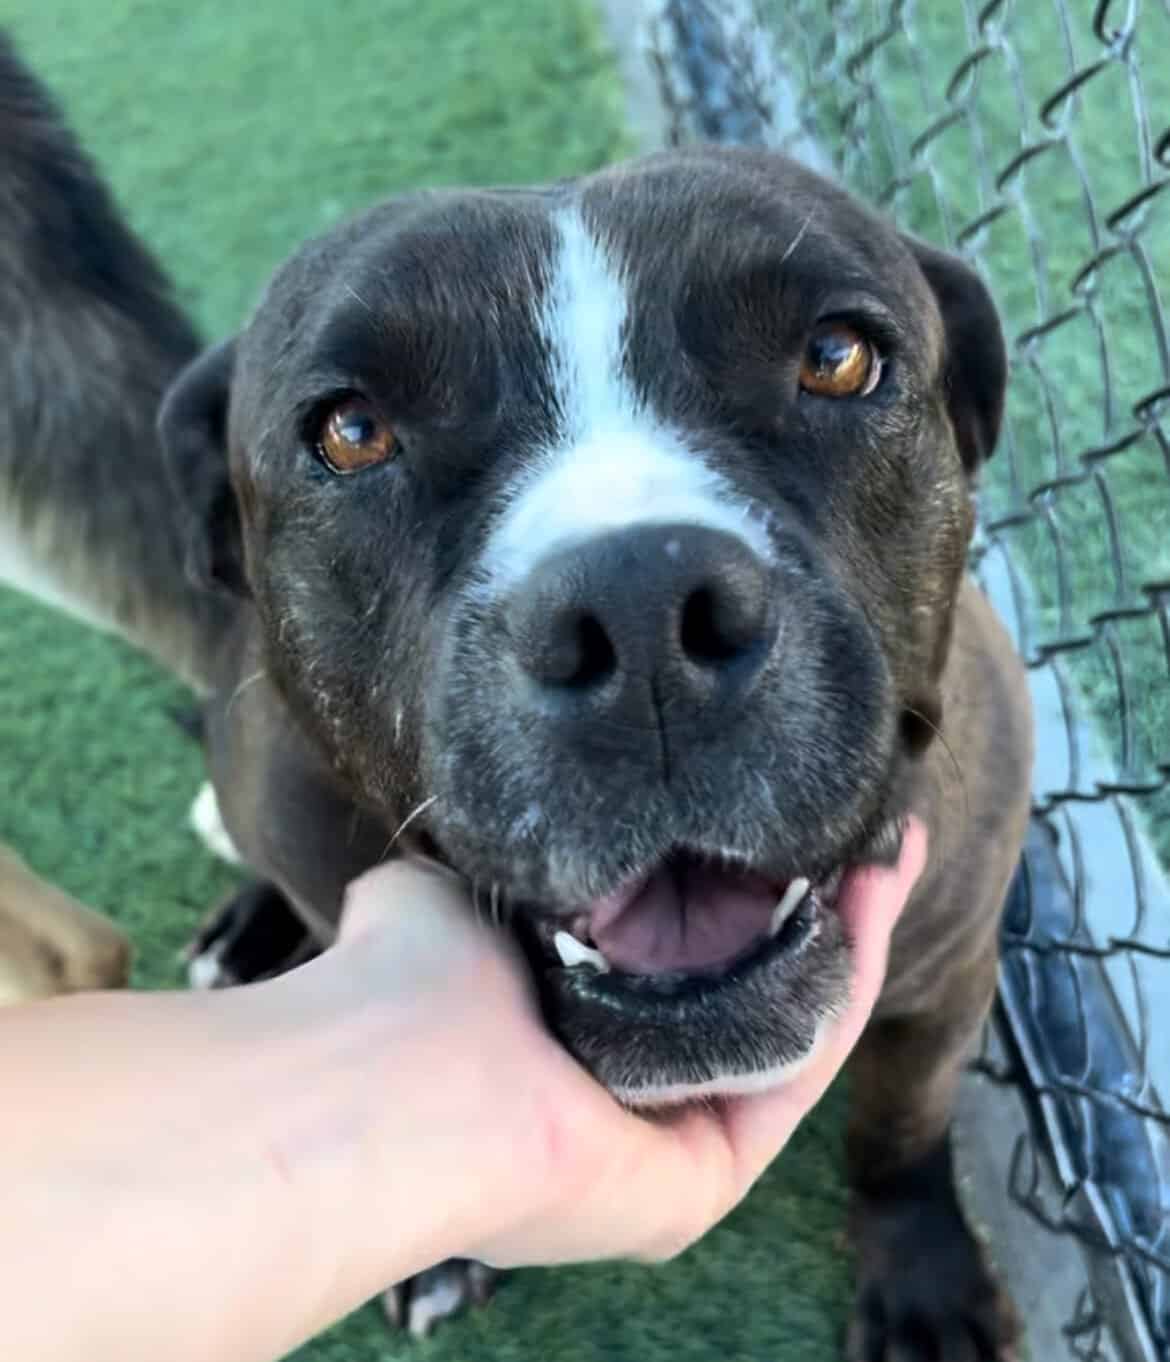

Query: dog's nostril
[[543, 610, 617, 689], [681, 587, 732, 662], [506, 525, 775, 704], [680, 582, 766, 665], [566, 612, 617, 688]]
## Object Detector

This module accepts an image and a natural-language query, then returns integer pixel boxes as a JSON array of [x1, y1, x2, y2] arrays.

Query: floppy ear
[[158, 336, 247, 596], [903, 237, 1008, 472]]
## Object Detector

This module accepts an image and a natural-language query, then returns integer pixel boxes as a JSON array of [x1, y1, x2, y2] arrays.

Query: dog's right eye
[[799, 323, 883, 399], [315, 399, 399, 474]]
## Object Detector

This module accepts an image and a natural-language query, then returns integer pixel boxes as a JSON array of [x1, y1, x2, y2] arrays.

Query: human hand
[[332, 818, 928, 1275]]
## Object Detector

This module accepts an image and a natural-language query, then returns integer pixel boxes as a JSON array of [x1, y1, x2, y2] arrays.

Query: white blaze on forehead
[[545, 207, 636, 438], [482, 207, 773, 589]]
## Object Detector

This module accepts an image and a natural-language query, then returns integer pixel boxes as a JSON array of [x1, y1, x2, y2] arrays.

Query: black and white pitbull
[[161, 146, 1033, 1359]]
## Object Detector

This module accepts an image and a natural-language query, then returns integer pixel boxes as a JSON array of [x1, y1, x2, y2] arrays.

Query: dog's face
[[162, 147, 1005, 1104]]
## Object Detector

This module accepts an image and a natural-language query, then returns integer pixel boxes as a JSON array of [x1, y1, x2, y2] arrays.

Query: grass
[[767, 0, 1170, 856], [1, 5, 857, 1359]]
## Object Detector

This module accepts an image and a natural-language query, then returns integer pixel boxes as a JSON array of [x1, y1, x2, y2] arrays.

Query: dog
[[156, 147, 1034, 1357], [0, 37, 1034, 1346], [0, 32, 231, 1001]]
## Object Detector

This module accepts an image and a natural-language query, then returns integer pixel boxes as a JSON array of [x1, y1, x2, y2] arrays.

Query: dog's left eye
[[799, 323, 882, 398], [315, 399, 399, 474]]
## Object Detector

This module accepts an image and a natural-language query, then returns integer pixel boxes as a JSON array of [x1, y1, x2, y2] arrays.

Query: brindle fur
[[0, 33, 231, 1000], [0, 32, 231, 684]]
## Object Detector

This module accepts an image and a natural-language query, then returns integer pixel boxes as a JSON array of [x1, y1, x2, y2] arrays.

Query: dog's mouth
[[523, 849, 837, 991], [417, 816, 904, 1104]]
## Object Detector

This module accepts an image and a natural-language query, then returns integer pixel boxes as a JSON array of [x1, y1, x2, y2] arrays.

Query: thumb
[[714, 815, 928, 1190]]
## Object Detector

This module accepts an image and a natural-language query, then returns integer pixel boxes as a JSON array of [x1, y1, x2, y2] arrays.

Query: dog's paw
[[381, 1260, 499, 1339], [185, 880, 318, 989], [847, 1196, 1019, 1362]]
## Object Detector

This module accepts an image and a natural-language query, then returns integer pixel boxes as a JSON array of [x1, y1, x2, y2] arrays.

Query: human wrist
[[265, 937, 551, 1290]]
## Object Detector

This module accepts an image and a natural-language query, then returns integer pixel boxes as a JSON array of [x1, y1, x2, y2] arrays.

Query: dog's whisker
[[779, 212, 813, 266], [343, 282, 376, 316], [224, 668, 266, 722], [388, 794, 438, 850], [906, 706, 969, 818]]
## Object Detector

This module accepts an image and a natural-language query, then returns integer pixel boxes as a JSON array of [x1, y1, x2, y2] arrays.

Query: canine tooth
[[554, 930, 609, 972], [771, 878, 810, 935]]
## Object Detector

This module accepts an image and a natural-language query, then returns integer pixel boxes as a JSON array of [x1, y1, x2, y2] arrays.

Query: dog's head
[[161, 147, 1006, 1104]]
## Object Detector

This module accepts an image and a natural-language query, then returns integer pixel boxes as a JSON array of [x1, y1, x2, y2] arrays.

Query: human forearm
[[0, 833, 925, 1362], [0, 966, 477, 1362]]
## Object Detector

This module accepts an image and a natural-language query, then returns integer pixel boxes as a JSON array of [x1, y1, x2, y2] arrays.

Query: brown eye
[[316, 399, 398, 474], [799, 324, 882, 398]]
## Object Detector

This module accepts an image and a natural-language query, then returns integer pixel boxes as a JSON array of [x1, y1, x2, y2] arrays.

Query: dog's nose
[[504, 523, 776, 724]]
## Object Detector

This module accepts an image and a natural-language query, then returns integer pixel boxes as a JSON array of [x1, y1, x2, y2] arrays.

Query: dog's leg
[[185, 879, 318, 990], [381, 1261, 500, 1339], [844, 942, 1018, 1362], [0, 843, 132, 1004]]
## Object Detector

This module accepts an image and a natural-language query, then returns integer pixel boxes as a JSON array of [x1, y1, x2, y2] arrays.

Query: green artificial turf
[[0, 6, 856, 1359]]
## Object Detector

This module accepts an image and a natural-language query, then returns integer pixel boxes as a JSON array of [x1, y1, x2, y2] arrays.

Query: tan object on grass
[[0, 843, 131, 1005]]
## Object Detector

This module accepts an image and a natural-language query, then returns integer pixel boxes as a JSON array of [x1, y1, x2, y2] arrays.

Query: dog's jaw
[[613, 1022, 830, 1108]]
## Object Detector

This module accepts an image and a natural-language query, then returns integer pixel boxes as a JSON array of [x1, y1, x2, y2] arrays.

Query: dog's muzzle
[[429, 518, 901, 1104], [501, 521, 778, 737]]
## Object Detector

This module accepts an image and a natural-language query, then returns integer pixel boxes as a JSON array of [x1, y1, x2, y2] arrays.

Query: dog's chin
[[434, 816, 907, 1108], [527, 872, 851, 1109]]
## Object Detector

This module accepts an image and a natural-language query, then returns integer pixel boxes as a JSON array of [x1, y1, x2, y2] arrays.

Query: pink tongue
[[589, 863, 781, 974]]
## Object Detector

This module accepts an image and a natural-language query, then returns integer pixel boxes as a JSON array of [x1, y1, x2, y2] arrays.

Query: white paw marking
[[187, 942, 233, 991], [381, 1272, 472, 1339]]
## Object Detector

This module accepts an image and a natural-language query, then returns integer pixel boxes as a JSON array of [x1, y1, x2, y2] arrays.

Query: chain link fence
[[646, 2, 1170, 1357]]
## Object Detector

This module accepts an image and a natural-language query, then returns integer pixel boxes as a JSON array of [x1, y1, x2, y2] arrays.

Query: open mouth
[[514, 810, 905, 998], [420, 816, 905, 1104], [524, 850, 840, 995]]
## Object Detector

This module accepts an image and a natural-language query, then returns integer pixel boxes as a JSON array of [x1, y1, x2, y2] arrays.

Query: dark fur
[[0, 32, 231, 687], [0, 33, 240, 1000], [158, 148, 1032, 1355], [0, 35, 1036, 1349]]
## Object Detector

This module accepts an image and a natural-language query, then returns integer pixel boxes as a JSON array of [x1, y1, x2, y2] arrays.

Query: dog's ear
[[902, 237, 1008, 471], [158, 336, 247, 596]]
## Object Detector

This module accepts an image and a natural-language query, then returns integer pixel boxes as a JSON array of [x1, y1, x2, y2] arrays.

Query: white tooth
[[554, 930, 610, 972], [771, 878, 811, 936]]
